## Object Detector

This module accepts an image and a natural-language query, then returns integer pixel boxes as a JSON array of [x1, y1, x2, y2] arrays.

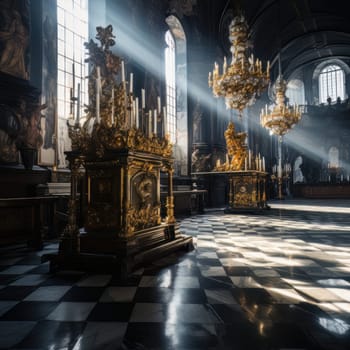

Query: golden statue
[[224, 121, 247, 170]]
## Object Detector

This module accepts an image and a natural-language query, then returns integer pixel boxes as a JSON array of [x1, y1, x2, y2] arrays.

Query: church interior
[[0, 0, 350, 349]]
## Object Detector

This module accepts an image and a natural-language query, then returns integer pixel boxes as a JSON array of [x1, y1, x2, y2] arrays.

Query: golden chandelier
[[208, 15, 270, 115], [260, 74, 302, 137]]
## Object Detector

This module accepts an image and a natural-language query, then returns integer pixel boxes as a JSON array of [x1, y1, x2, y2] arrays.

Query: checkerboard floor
[[0, 199, 350, 349]]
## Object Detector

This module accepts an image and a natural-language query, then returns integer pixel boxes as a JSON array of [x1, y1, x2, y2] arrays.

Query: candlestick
[[163, 106, 167, 135], [70, 88, 73, 117], [141, 89, 145, 109], [157, 96, 161, 114], [132, 100, 136, 127], [135, 97, 139, 128], [96, 66, 101, 123], [76, 83, 80, 124], [153, 109, 157, 135], [72, 63, 75, 98], [121, 60, 125, 82], [148, 110, 152, 138], [129, 73, 133, 93]]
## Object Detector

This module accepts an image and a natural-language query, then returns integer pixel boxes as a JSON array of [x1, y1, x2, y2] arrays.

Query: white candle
[[135, 97, 139, 128], [248, 150, 251, 169], [141, 89, 145, 109], [129, 73, 133, 93], [132, 100, 136, 127], [153, 109, 157, 135], [148, 110, 152, 137], [121, 61, 125, 82], [163, 106, 167, 135], [157, 96, 161, 114], [262, 157, 265, 172]]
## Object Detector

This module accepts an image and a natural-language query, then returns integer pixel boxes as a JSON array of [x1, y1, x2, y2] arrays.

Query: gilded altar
[[44, 25, 193, 275], [193, 170, 268, 212]]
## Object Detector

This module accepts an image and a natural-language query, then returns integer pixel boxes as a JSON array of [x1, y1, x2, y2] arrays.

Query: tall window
[[165, 30, 176, 144], [57, 0, 89, 122], [319, 65, 345, 104]]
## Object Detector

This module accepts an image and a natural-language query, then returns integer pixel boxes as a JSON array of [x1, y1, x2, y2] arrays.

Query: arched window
[[165, 16, 188, 176], [165, 30, 176, 144], [57, 0, 89, 166], [286, 79, 305, 106], [319, 65, 345, 104]]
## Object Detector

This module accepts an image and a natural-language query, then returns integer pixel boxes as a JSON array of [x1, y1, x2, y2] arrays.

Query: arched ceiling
[[230, 0, 350, 79]]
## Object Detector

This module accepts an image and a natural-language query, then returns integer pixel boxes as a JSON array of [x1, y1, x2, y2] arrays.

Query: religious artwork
[[192, 99, 202, 143], [224, 121, 247, 170], [191, 148, 211, 172], [0, 73, 44, 166], [39, 1, 57, 165], [0, 0, 29, 80]]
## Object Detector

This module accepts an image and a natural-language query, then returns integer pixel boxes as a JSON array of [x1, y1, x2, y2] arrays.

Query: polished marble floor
[[0, 199, 350, 349]]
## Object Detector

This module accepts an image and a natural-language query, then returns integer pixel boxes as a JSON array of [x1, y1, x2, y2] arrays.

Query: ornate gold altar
[[44, 25, 193, 275], [193, 121, 268, 212]]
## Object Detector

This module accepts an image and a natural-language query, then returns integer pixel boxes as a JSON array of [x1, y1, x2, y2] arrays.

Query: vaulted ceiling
[[231, 0, 350, 79]]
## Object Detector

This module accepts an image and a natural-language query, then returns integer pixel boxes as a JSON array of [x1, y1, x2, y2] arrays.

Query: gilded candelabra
[[260, 75, 302, 137], [208, 15, 270, 116], [67, 25, 171, 159], [260, 73, 302, 199]]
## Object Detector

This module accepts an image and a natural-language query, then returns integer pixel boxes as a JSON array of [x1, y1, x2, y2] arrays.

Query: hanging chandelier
[[208, 15, 270, 115], [260, 74, 302, 137]]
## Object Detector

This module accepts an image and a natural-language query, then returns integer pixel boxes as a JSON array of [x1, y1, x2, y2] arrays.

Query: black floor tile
[[16, 320, 85, 349], [1, 301, 58, 321], [87, 302, 134, 322], [61, 286, 105, 301], [0, 286, 37, 300]]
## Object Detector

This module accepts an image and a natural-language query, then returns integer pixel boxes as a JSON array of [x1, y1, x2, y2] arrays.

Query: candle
[[76, 83, 80, 124], [135, 97, 139, 128], [153, 109, 157, 135], [111, 88, 114, 124], [163, 106, 167, 135], [262, 157, 265, 172], [141, 89, 145, 109], [157, 96, 161, 114], [70, 88, 73, 117], [129, 73, 133, 93], [132, 100, 136, 127], [226, 153, 229, 164], [96, 66, 101, 123], [72, 63, 75, 97], [223, 56, 227, 73], [248, 150, 251, 169], [148, 110, 152, 137], [244, 157, 247, 171], [121, 60, 125, 82]]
